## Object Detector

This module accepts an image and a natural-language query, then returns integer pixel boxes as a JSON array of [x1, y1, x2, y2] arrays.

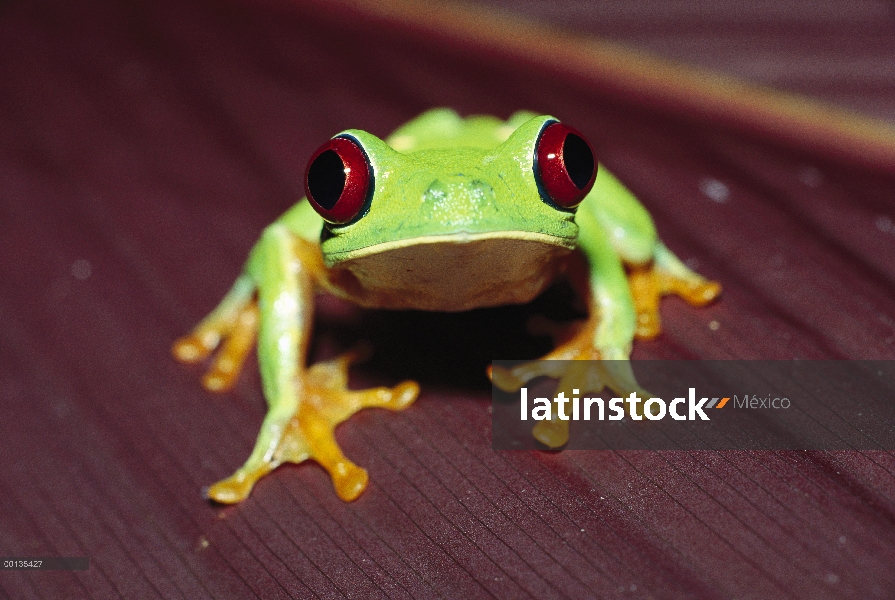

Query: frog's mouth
[[324, 231, 575, 312]]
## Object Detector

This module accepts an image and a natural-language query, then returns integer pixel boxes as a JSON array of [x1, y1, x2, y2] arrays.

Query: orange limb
[[206, 351, 419, 503], [628, 261, 721, 340]]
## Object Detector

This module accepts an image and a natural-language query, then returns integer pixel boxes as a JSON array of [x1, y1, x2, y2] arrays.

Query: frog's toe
[[201, 304, 258, 392], [387, 381, 420, 410], [280, 406, 370, 501], [652, 243, 722, 308], [628, 266, 663, 340], [206, 464, 273, 504], [331, 463, 369, 502], [634, 310, 662, 340], [533, 419, 570, 448], [172, 334, 214, 363], [488, 364, 528, 392], [674, 278, 722, 307], [174, 301, 259, 392]]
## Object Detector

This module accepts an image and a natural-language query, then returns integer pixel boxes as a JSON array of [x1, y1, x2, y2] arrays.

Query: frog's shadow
[[311, 282, 582, 392]]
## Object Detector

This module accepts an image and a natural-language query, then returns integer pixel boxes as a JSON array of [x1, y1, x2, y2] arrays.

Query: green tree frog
[[173, 109, 720, 503]]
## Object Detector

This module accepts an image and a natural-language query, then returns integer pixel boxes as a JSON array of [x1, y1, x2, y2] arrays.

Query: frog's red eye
[[305, 135, 373, 224], [534, 122, 597, 210]]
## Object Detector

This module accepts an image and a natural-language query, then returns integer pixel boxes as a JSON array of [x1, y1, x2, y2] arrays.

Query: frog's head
[[303, 115, 597, 311]]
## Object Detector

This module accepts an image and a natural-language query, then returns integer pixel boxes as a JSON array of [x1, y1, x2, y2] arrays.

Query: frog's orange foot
[[492, 357, 645, 448], [172, 301, 259, 392], [628, 262, 721, 339], [491, 319, 649, 447], [207, 352, 419, 504]]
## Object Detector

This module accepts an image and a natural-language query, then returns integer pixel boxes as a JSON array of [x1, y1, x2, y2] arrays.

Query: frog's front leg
[[491, 226, 645, 448], [174, 225, 418, 503], [491, 170, 720, 448], [583, 169, 721, 341]]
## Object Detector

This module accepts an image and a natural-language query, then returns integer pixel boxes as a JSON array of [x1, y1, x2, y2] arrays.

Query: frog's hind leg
[[172, 274, 258, 391], [628, 242, 721, 339], [207, 351, 419, 503]]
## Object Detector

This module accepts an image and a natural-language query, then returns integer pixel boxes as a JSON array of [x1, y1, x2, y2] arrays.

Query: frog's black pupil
[[308, 149, 346, 210], [563, 133, 594, 190]]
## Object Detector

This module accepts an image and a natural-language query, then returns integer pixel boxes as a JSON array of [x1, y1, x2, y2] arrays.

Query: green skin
[[192, 108, 709, 493]]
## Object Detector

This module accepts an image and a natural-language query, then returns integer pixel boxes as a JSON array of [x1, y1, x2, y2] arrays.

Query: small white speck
[[838, 535, 846, 545], [876, 216, 893, 233], [699, 178, 729, 203], [71, 259, 92, 280], [630, 584, 637, 592], [825, 573, 839, 584], [685, 257, 700, 270], [798, 166, 823, 187], [580, 528, 585, 532], [709, 320, 720, 331]]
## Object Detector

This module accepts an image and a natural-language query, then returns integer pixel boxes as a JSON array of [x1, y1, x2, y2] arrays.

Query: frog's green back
[[385, 108, 538, 152]]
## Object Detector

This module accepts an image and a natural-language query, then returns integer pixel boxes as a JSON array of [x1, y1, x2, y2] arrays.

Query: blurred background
[[472, 0, 895, 122]]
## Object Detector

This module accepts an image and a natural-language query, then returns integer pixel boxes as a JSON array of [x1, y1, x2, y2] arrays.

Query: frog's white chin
[[325, 232, 575, 312]]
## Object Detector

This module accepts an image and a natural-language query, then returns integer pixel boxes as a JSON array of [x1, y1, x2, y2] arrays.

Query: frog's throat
[[322, 231, 576, 312]]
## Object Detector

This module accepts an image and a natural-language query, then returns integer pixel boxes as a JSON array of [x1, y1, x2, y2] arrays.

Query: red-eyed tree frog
[[173, 109, 720, 503]]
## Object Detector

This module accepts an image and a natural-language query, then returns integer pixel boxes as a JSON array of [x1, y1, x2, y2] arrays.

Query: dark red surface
[[477, 0, 895, 124], [2, 0, 895, 598]]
